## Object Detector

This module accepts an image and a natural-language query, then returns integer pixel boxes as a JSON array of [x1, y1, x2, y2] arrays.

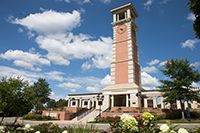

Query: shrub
[[22, 114, 59, 121], [190, 111, 200, 118], [22, 114, 42, 120]]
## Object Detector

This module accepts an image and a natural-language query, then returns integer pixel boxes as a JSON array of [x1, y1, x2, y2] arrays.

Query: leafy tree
[[45, 98, 56, 108], [186, 0, 200, 39], [56, 98, 68, 107], [158, 58, 200, 119], [32, 78, 52, 113], [0, 76, 33, 124]]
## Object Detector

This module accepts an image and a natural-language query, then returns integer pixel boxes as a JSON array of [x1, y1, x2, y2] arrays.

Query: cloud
[[83, 0, 90, 3], [18, 28, 23, 32], [147, 59, 160, 65], [10, 9, 81, 35], [180, 39, 200, 50], [50, 92, 67, 101], [141, 72, 160, 90], [142, 66, 158, 73], [57, 82, 82, 92], [0, 49, 50, 71], [100, 74, 110, 87], [159, 0, 171, 4], [158, 61, 167, 66], [0, 65, 44, 84], [187, 13, 196, 21], [36, 34, 112, 68], [144, 0, 154, 10], [81, 62, 91, 71], [44, 71, 66, 82], [86, 86, 101, 92], [100, 0, 111, 4], [191, 62, 200, 67]]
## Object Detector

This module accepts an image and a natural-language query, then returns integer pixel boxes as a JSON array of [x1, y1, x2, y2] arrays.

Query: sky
[[0, 0, 200, 101]]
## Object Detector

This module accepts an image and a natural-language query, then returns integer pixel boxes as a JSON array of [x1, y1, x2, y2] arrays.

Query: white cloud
[[86, 86, 101, 92], [36, 34, 112, 69], [180, 39, 200, 50], [0, 65, 44, 84], [192, 82, 200, 88], [141, 72, 160, 90], [100, 0, 111, 4], [83, 0, 90, 3], [159, 0, 171, 4], [159, 61, 167, 67], [44, 71, 66, 82], [81, 62, 91, 71], [10, 9, 81, 35], [147, 59, 160, 65], [18, 28, 23, 32], [187, 13, 196, 21], [0, 49, 50, 71], [50, 92, 67, 101], [100, 74, 110, 87], [142, 66, 158, 73], [57, 82, 82, 92], [191, 62, 200, 67], [144, 0, 154, 10]]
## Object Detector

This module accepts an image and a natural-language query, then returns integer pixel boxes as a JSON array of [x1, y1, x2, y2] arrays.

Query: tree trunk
[[180, 99, 185, 119], [0, 114, 5, 125], [13, 116, 19, 124]]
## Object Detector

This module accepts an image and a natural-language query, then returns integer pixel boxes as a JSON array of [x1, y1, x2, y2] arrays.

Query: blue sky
[[0, 0, 199, 101]]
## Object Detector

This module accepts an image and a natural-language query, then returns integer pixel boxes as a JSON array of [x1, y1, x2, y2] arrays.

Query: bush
[[190, 111, 200, 118], [22, 114, 42, 120], [2, 122, 24, 132], [22, 114, 59, 121]]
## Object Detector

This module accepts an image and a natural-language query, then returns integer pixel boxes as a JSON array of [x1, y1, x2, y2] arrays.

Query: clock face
[[117, 24, 127, 34]]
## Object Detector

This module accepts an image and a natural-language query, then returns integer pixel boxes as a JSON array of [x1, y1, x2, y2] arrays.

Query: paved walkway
[[1, 117, 200, 131]]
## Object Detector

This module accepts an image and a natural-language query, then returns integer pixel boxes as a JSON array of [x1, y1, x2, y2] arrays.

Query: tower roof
[[110, 2, 139, 18]]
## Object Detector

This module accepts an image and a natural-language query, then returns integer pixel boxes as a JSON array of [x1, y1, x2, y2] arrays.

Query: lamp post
[[97, 94, 104, 121]]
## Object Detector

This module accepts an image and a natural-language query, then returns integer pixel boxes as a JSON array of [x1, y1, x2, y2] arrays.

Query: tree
[[56, 99, 68, 107], [0, 76, 33, 124], [32, 78, 52, 113], [186, 0, 200, 39], [158, 58, 200, 119]]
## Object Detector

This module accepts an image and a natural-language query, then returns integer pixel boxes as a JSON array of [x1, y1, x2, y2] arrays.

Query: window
[[84, 101, 88, 105], [98, 101, 102, 105], [72, 101, 76, 106], [147, 100, 153, 108], [119, 12, 125, 20]]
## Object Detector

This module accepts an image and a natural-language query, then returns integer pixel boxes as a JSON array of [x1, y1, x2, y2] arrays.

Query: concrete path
[[1, 117, 200, 131]]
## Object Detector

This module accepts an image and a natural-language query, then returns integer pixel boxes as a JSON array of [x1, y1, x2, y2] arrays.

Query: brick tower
[[102, 3, 143, 110]]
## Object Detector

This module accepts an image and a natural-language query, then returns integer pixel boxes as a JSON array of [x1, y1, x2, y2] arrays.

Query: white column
[[144, 98, 147, 108], [102, 94, 110, 110], [184, 100, 188, 109], [79, 98, 82, 107], [153, 98, 157, 108], [88, 99, 91, 109], [92, 97, 95, 107], [126, 94, 129, 107], [127, 9, 130, 18], [111, 95, 114, 107], [161, 97, 164, 109], [117, 14, 119, 21], [113, 14, 116, 22], [176, 100, 181, 109], [68, 98, 71, 107]]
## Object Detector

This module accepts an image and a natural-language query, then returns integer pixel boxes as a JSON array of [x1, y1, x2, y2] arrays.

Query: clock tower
[[102, 3, 143, 109]]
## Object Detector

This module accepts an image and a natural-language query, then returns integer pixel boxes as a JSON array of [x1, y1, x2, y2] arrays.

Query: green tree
[[32, 78, 52, 113], [0, 76, 33, 124], [158, 58, 200, 119], [186, 0, 200, 39], [56, 98, 68, 107]]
